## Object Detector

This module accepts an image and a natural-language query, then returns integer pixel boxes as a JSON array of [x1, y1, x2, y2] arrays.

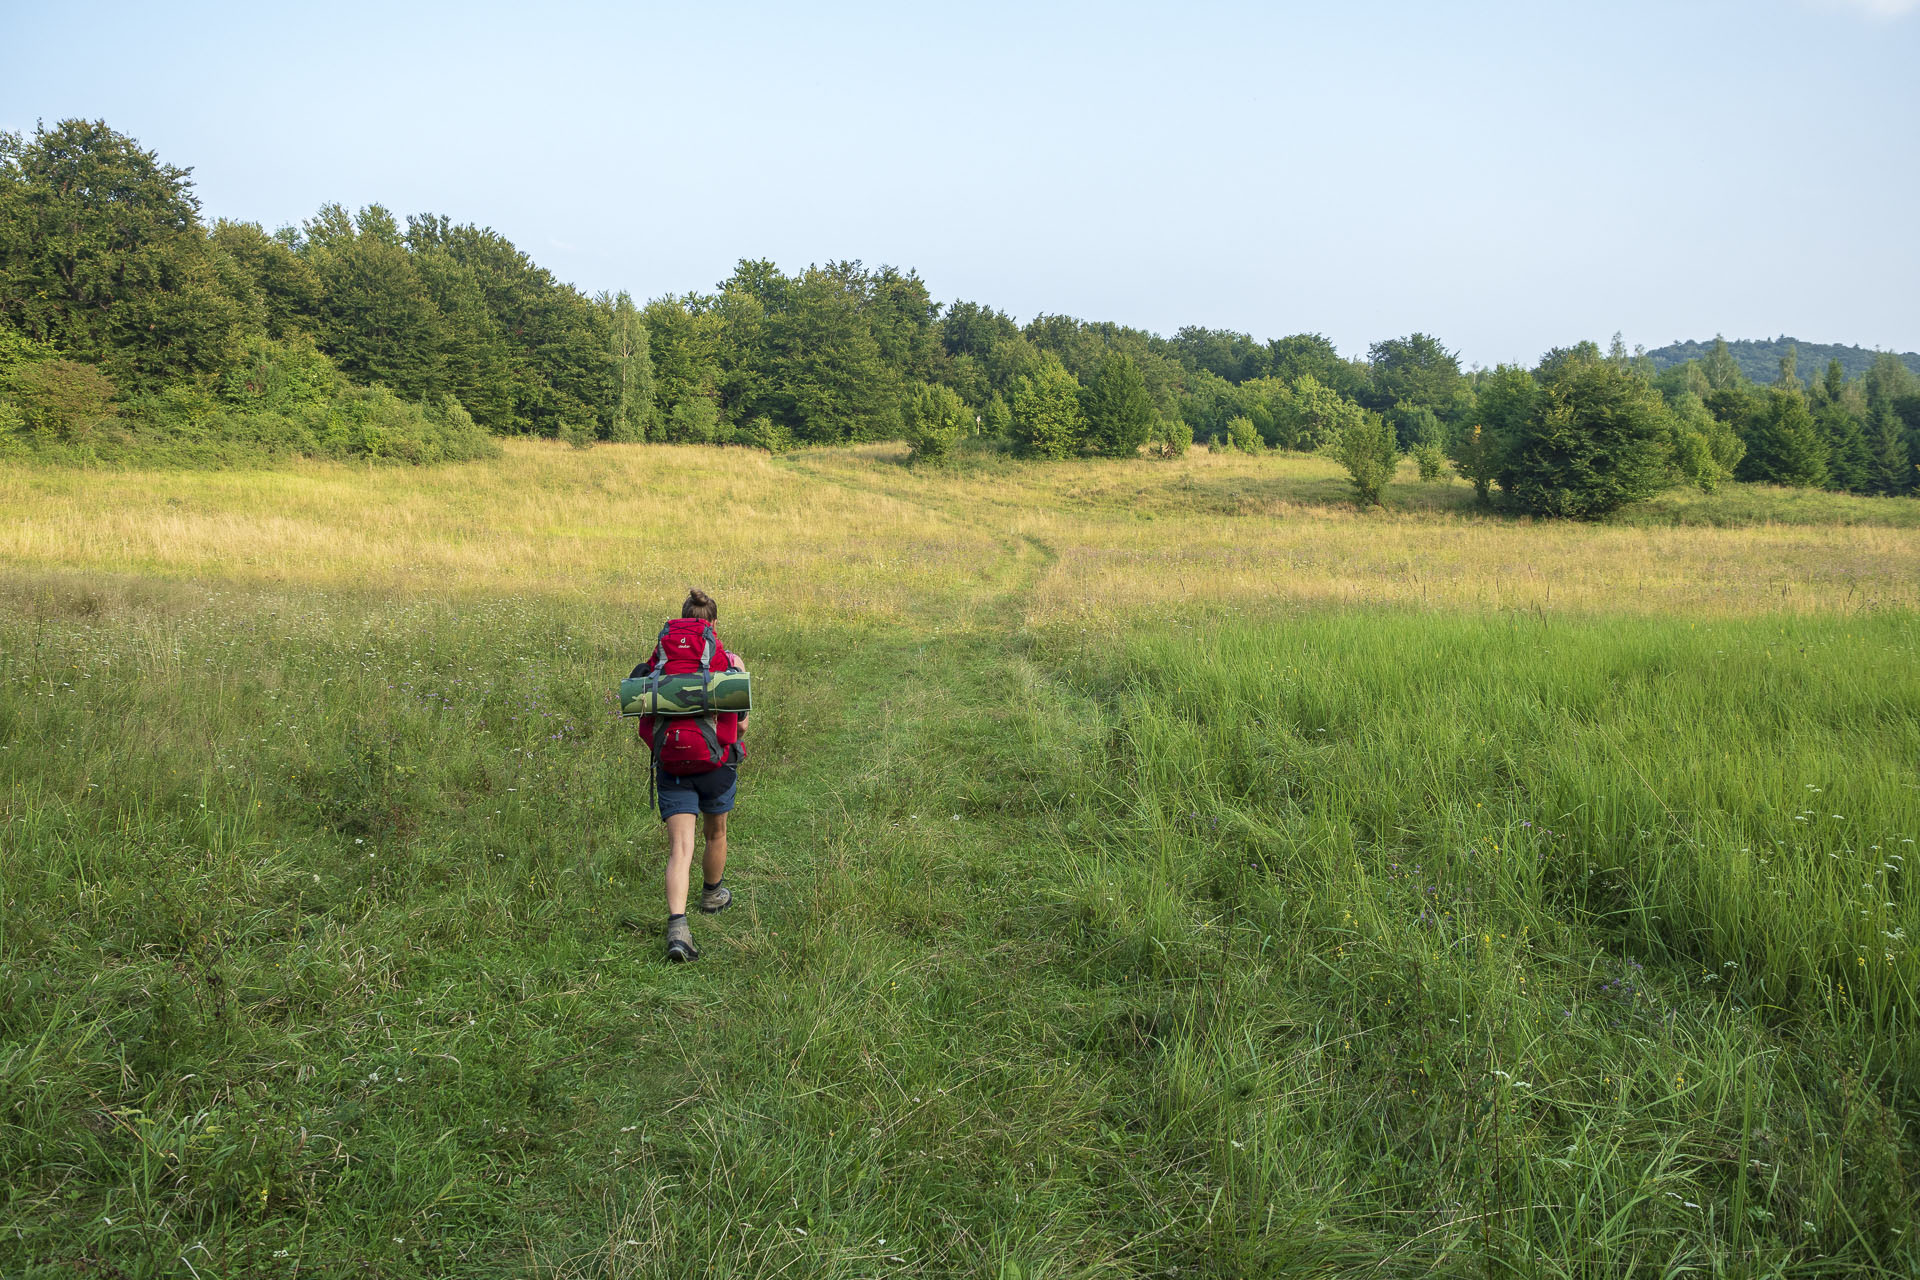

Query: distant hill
[[1644, 336, 1920, 385]]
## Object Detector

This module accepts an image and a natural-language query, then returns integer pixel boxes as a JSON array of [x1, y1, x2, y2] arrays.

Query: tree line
[[3, 119, 1917, 510]]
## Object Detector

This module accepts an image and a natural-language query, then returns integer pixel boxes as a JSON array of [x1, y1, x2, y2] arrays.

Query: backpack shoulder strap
[[647, 622, 674, 701], [696, 623, 717, 712]]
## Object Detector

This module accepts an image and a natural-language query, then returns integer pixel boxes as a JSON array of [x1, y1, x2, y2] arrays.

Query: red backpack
[[634, 618, 741, 775]]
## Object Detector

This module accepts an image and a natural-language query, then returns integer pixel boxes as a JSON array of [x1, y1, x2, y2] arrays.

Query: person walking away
[[632, 588, 745, 962]]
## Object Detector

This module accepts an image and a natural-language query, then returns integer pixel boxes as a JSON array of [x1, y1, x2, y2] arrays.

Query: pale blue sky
[[5, 0, 1916, 367]]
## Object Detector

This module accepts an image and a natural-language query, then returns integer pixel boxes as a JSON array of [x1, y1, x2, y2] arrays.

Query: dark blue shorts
[[657, 764, 737, 821]]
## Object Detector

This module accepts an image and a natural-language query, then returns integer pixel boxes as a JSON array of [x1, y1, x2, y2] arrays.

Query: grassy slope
[[2, 443, 1917, 1277]]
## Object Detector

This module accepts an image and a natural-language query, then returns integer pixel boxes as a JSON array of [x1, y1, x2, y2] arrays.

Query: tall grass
[[2, 444, 1916, 1276], [1041, 610, 1918, 1272]]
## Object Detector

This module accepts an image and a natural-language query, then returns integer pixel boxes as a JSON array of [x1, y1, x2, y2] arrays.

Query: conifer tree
[[1500, 354, 1670, 517], [1867, 405, 1915, 495], [1333, 407, 1397, 506], [1739, 384, 1828, 487]]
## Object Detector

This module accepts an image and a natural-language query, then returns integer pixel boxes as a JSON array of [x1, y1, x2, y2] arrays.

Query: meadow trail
[[4, 445, 1918, 1278]]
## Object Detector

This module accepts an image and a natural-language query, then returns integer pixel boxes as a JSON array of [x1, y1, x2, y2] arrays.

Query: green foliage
[[7, 117, 1920, 498], [982, 392, 1012, 442], [602, 291, 655, 442], [1664, 391, 1744, 493], [0, 120, 248, 388], [1081, 353, 1154, 456], [1148, 413, 1191, 457], [1501, 354, 1672, 518], [903, 382, 969, 463], [768, 263, 900, 444], [309, 385, 498, 463], [1458, 365, 1534, 503], [1266, 373, 1362, 451], [661, 397, 721, 444], [1446, 421, 1499, 504], [1647, 333, 1920, 386], [1009, 353, 1085, 459], [3, 357, 119, 443], [1223, 415, 1262, 453], [1332, 408, 1397, 506], [1170, 325, 1268, 383], [209, 219, 321, 341], [1368, 332, 1462, 419], [303, 204, 456, 408], [1405, 405, 1446, 480], [1265, 332, 1368, 400], [1816, 402, 1872, 493], [1864, 354, 1920, 495], [1738, 385, 1829, 488], [739, 414, 793, 454], [1175, 367, 1245, 443], [219, 333, 343, 414]]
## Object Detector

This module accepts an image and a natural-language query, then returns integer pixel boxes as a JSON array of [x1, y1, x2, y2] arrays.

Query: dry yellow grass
[[4, 440, 1916, 628]]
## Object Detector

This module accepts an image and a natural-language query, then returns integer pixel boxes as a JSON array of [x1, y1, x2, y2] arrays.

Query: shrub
[[1266, 374, 1356, 451], [0, 394, 24, 454], [982, 393, 1012, 443], [1499, 357, 1672, 518], [306, 385, 498, 464], [1224, 415, 1262, 453], [1665, 391, 1743, 493], [661, 397, 720, 444], [219, 335, 342, 414], [1010, 354, 1085, 458], [1149, 414, 1191, 458], [1406, 407, 1446, 481], [1447, 422, 1499, 504], [740, 415, 794, 454], [1332, 409, 1397, 507], [7, 358, 119, 443], [903, 383, 968, 463]]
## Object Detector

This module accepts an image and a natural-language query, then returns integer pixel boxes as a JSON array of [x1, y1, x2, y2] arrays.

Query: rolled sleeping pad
[[619, 670, 752, 717]]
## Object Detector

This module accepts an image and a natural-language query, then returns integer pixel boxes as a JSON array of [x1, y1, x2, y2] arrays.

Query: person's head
[[682, 588, 717, 621]]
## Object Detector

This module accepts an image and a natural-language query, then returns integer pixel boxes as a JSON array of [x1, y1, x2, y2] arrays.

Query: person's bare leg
[[702, 812, 728, 890], [664, 813, 697, 916]]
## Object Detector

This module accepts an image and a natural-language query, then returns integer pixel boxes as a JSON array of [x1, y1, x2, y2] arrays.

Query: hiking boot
[[665, 916, 698, 963], [700, 883, 732, 914]]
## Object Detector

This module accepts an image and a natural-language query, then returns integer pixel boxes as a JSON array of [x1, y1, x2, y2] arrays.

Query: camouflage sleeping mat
[[618, 670, 752, 717]]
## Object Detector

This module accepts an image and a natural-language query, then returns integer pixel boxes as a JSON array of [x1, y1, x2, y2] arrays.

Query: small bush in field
[[7, 359, 119, 442], [1224, 415, 1262, 453], [1334, 408, 1397, 506], [904, 383, 968, 463], [740, 415, 794, 453], [1150, 414, 1191, 457], [662, 397, 720, 444], [1406, 406, 1447, 480]]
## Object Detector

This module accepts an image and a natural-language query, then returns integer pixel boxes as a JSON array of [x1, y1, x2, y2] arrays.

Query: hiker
[[631, 588, 746, 962]]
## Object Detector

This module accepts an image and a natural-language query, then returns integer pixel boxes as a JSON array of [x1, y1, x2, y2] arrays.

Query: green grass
[[3, 454, 1918, 1277]]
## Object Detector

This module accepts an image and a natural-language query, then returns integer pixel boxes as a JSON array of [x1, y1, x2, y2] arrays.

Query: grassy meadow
[[3, 441, 1918, 1277]]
